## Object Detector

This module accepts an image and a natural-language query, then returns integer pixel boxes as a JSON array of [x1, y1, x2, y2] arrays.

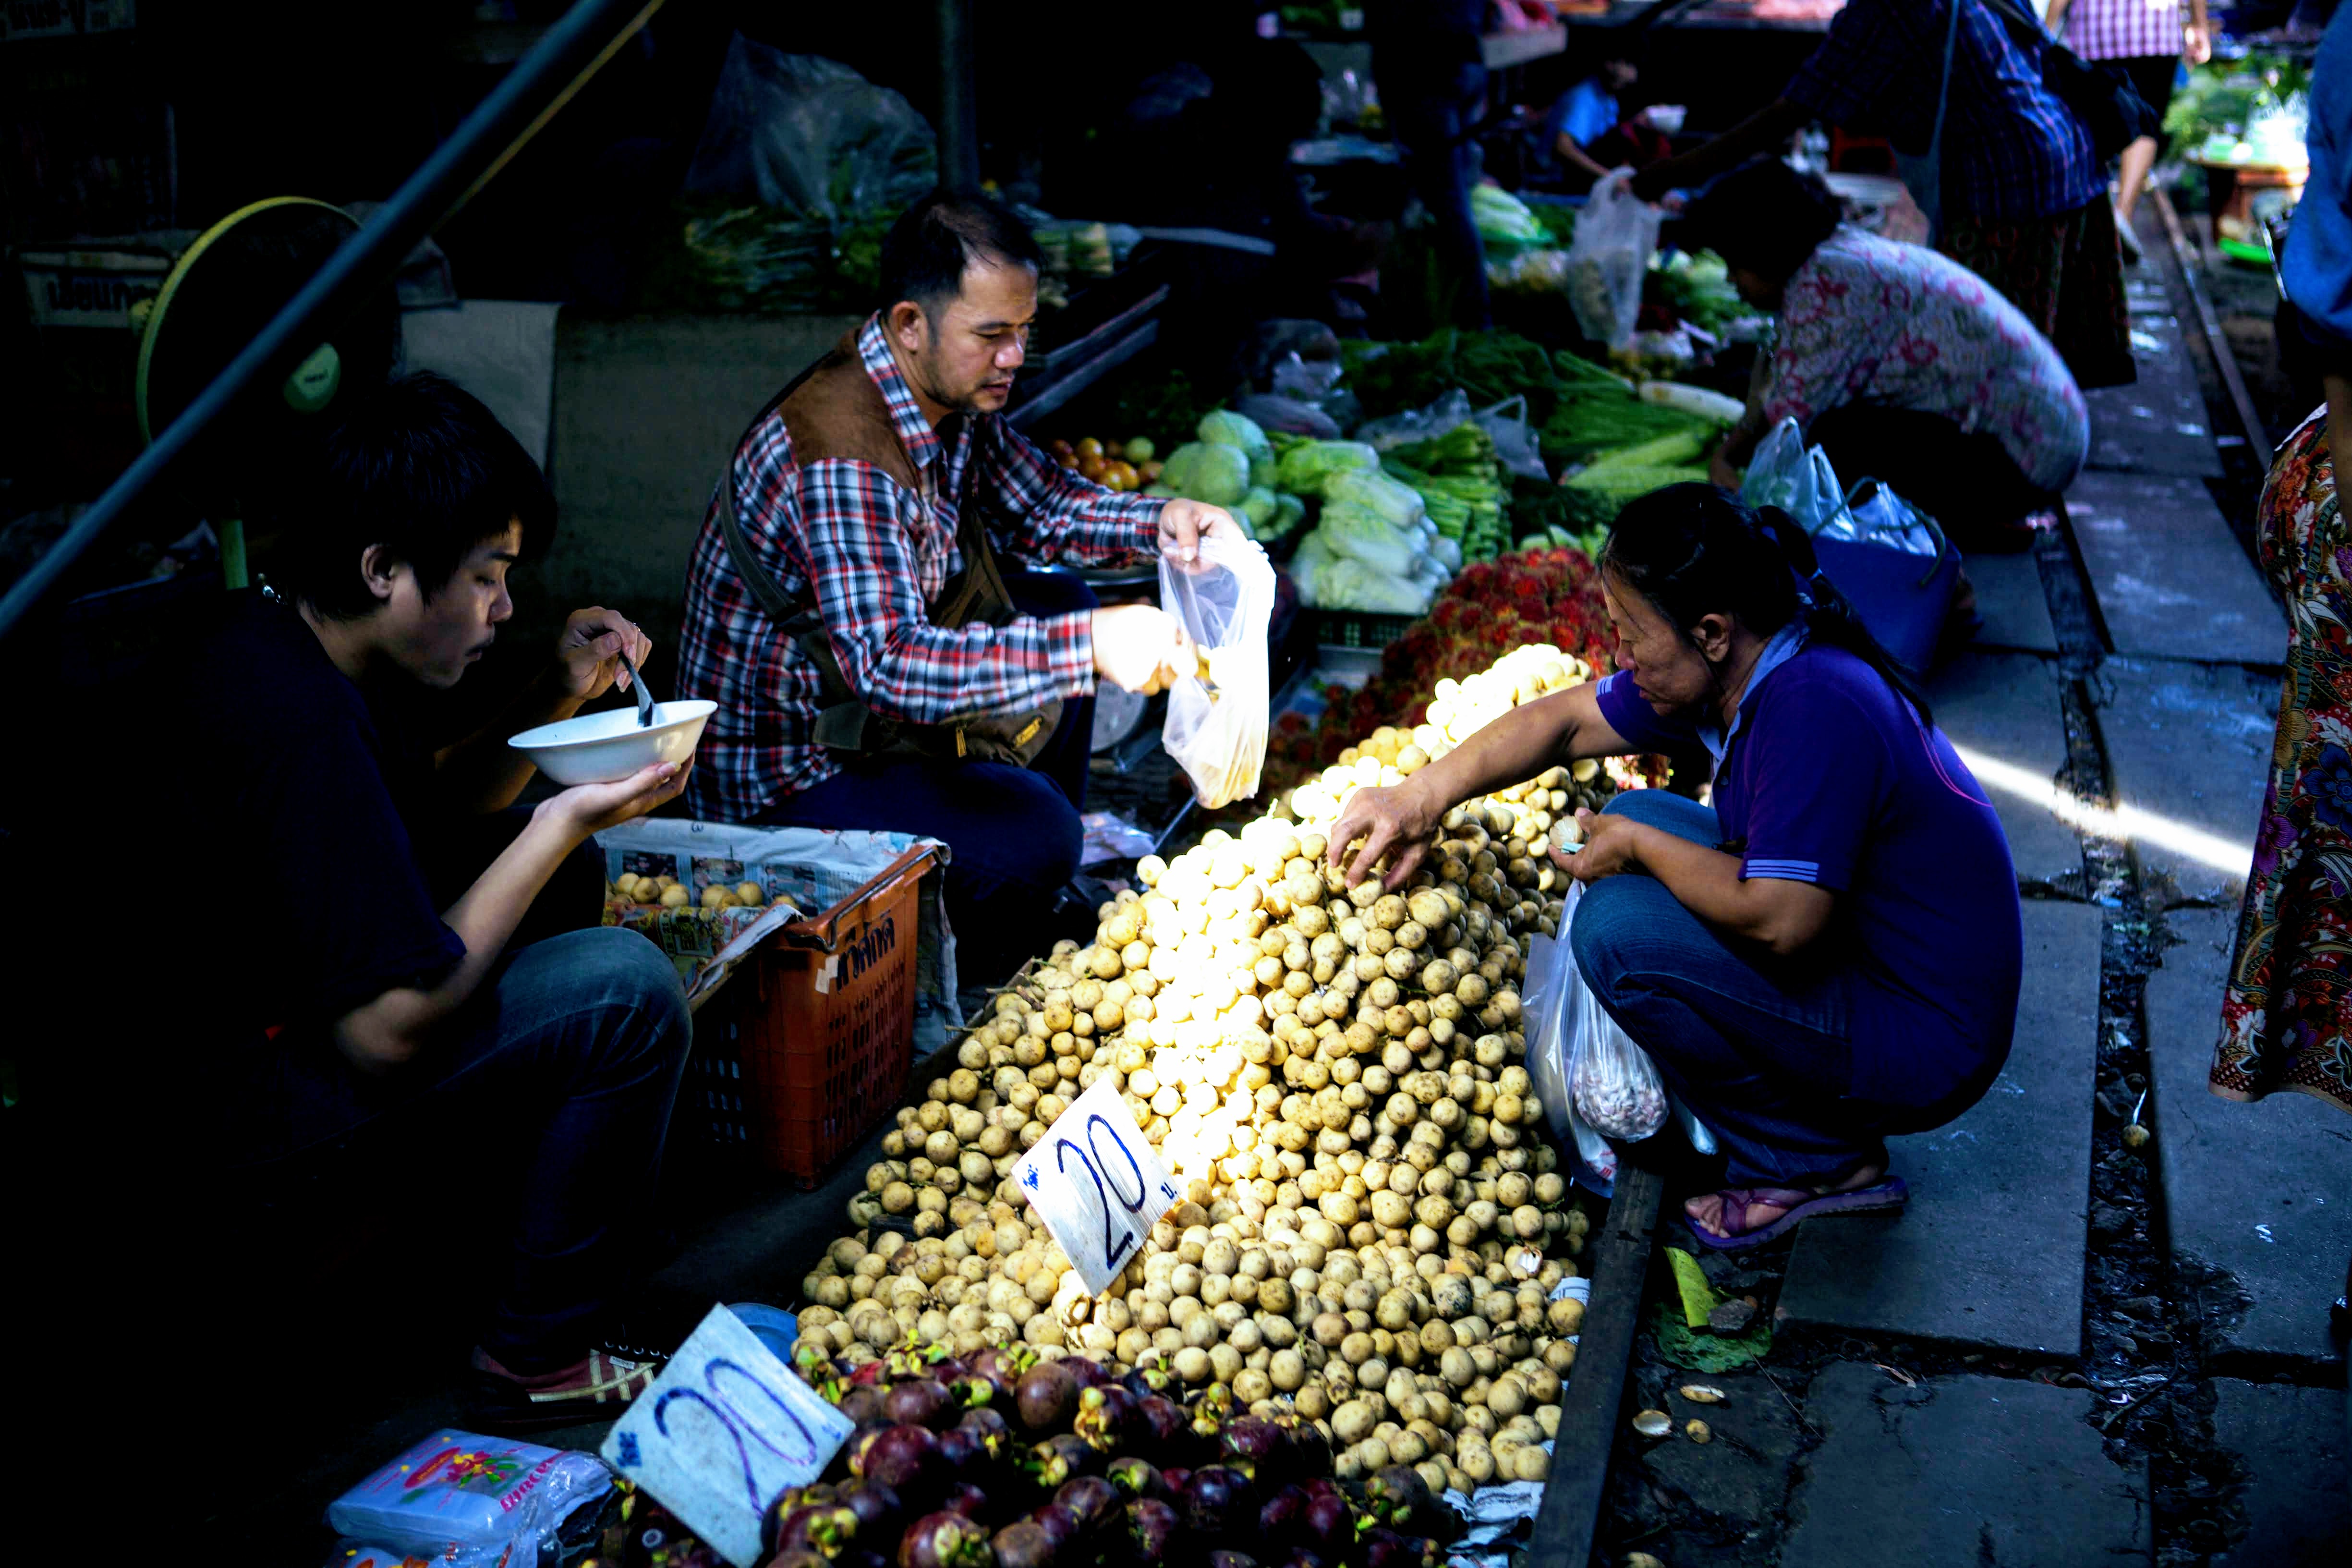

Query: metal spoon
[[618, 649, 656, 727]]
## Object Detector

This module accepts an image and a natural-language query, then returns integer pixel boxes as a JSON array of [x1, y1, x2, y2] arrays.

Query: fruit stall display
[[774, 638, 1625, 1568], [1048, 436, 1163, 495], [1265, 547, 1656, 799]]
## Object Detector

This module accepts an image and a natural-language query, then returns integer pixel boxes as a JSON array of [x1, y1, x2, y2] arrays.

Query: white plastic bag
[[1474, 395, 1551, 481], [1355, 388, 1475, 450], [1818, 476, 1944, 557], [1160, 531, 1275, 808], [1739, 416, 1845, 533], [683, 36, 935, 219], [1564, 171, 1661, 350], [1551, 883, 1669, 1141], [1523, 916, 1620, 1192]]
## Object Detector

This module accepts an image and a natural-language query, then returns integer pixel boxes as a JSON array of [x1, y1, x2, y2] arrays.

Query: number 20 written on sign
[[1014, 1075, 1182, 1296]]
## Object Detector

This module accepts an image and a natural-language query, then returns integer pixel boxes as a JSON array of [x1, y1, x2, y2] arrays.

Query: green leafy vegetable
[[1159, 442, 1250, 507], [1341, 328, 1564, 423], [1275, 439, 1381, 494], [1574, 429, 1712, 477], [1649, 1301, 1774, 1373], [1197, 409, 1272, 460], [1323, 470, 1427, 533], [1312, 500, 1423, 578]]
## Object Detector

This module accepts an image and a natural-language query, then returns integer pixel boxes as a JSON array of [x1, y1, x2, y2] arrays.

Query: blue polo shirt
[[1595, 632, 2023, 1107], [1546, 79, 1619, 151]]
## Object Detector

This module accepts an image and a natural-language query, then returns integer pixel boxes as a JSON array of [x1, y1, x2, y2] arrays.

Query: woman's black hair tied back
[[1604, 482, 1933, 727], [1754, 504, 1830, 601]]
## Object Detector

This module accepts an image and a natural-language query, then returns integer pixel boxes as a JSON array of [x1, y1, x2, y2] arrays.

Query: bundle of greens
[[1472, 184, 1548, 247], [1644, 252, 1749, 337], [1562, 429, 1714, 511], [1340, 328, 1564, 424], [2163, 53, 2313, 150], [1381, 422, 1508, 564], [1511, 473, 1619, 559]]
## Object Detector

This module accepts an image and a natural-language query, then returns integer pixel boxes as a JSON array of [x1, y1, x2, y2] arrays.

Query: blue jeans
[[230, 927, 692, 1371], [760, 567, 1095, 985], [1572, 790, 1897, 1188]]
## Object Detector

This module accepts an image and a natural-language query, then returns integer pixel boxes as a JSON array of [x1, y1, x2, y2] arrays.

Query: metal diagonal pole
[[0, 0, 667, 646], [937, 0, 980, 193]]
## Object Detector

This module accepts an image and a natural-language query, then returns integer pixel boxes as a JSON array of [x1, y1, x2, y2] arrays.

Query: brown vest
[[717, 333, 1062, 767]]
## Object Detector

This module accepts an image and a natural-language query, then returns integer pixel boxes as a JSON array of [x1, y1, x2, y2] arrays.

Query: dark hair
[[877, 189, 1044, 317], [1599, 482, 1932, 727], [273, 372, 555, 620], [1679, 155, 1842, 285]]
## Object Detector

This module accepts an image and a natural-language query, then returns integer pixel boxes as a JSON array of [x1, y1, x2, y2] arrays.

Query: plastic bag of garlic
[[797, 642, 1648, 1498]]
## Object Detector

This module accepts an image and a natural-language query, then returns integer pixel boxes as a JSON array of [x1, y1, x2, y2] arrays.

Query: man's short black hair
[[273, 372, 556, 620], [877, 189, 1044, 317], [1680, 156, 1844, 285]]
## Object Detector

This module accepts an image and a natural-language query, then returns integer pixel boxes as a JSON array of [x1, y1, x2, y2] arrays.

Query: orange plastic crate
[[687, 844, 939, 1185]]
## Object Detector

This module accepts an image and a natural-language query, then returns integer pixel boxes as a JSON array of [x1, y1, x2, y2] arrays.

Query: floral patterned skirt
[[2215, 409, 2352, 1115]]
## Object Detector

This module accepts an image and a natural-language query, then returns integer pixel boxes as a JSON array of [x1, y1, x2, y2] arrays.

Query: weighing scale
[[133, 197, 400, 589]]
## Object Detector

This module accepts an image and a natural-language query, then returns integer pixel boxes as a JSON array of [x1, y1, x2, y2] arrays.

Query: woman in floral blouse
[[1687, 158, 2089, 552]]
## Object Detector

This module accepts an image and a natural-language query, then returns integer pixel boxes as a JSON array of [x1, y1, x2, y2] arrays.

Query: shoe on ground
[[469, 1345, 660, 1432]]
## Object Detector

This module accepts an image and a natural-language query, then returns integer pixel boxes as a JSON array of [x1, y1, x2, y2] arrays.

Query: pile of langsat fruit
[[608, 870, 769, 912], [788, 640, 1634, 1507]]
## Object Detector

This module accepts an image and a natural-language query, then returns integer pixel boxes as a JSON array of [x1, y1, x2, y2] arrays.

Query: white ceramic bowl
[[509, 699, 715, 786], [1645, 103, 1687, 135]]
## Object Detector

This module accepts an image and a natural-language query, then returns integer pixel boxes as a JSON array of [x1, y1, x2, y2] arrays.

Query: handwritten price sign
[[600, 1304, 853, 1568], [1012, 1074, 1184, 1296]]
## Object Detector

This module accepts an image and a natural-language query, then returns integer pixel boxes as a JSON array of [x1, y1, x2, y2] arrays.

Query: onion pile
[[796, 643, 1627, 1500]]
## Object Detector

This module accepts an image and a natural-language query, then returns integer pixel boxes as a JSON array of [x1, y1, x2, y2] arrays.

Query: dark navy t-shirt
[[158, 593, 467, 1066], [1596, 641, 2023, 1105]]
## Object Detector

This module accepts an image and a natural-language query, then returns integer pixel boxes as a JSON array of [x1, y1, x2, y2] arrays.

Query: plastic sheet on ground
[[1079, 809, 1156, 866], [1441, 1440, 1560, 1568]]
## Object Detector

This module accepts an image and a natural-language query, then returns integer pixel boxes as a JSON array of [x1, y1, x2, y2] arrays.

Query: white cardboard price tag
[[599, 1304, 853, 1568], [1011, 1073, 1184, 1296]]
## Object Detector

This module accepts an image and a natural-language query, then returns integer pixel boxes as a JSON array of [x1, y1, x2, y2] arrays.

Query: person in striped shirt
[[2048, 0, 2213, 257]]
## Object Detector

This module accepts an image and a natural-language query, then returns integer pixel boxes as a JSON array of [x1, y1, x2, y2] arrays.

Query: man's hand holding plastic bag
[[1156, 498, 1246, 567], [1565, 170, 1663, 350], [1160, 528, 1275, 808]]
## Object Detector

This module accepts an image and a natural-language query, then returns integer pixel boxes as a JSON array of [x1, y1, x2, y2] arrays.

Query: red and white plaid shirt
[[2061, 0, 2183, 62], [678, 315, 1164, 825]]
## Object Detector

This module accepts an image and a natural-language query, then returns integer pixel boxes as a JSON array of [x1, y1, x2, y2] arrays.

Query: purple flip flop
[[1684, 1176, 1910, 1252]]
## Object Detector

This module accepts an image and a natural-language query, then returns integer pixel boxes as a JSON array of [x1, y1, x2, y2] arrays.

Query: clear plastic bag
[[1271, 350, 1346, 402], [1473, 395, 1550, 481], [1354, 388, 1475, 450], [1551, 884, 1669, 1141], [1739, 417, 1846, 534], [683, 36, 937, 219], [1160, 531, 1276, 808], [1233, 392, 1342, 438], [1564, 171, 1661, 350], [1522, 915, 1620, 1192], [1818, 477, 1943, 557]]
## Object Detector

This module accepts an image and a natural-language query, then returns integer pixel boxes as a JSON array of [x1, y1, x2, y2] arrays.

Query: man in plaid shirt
[[678, 192, 1240, 979]]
